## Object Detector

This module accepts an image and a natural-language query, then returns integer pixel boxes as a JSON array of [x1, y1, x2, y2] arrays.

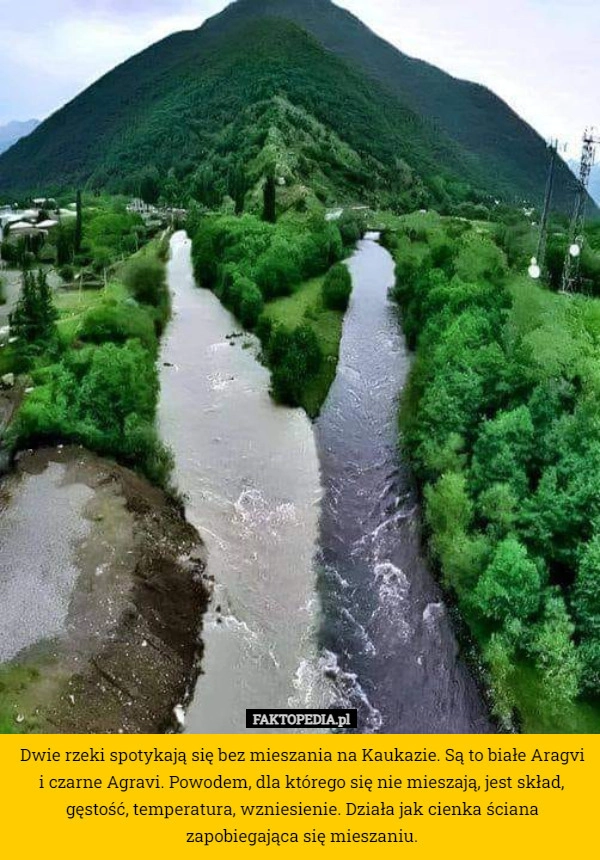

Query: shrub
[[323, 263, 352, 311], [79, 301, 157, 352], [123, 257, 166, 306], [58, 264, 75, 283]]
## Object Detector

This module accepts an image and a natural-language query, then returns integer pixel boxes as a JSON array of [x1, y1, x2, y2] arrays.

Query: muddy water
[[0, 461, 93, 662], [159, 233, 323, 733], [313, 234, 492, 733], [160, 231, 491, 735]]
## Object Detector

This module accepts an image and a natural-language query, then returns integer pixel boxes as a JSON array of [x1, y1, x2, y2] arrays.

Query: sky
[[0, 0, 598, 157]]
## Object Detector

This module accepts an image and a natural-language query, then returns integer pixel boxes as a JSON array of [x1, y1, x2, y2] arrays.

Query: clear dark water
[[313, 234, 492, 733]]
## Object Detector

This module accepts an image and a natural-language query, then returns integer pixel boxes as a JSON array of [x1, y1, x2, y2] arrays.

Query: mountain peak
[[0, 0, 586, 213]]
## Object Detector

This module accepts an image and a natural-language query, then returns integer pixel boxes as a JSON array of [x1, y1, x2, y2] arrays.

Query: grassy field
[[54, 282, 126, 344], [264, 275, 345, 418]]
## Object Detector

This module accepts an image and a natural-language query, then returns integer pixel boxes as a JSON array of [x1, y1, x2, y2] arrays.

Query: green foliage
[[0, 3, 583, 213], [79, 300, 157, 352], [58, 264, 75, 283], [266, 324, 323, 407], [13, 340, 171, 487], [263, 272, 344, 416], [472, 538, 542, 624], [123, 256, 166, 306], [483, 633, 517, 730], [192, 212, 343, 308], [391, 212, 600, 725], [191, 211, 345, 412], [528, 591, 580, 711], [10, 242, 173, 489], [470, 406, 534, 499], [262, 173, 277, 223], [337, 210, 366, 247], [322, 263, 352, 311], [9, 269, 58, 354]]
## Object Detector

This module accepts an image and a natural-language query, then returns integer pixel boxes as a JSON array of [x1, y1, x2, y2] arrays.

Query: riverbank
[[0, 446, 209, 734], [384, 210, 600, 732], [188, 209, 363, 417], [0, 223, 213, 735], [159, 232, 323, 733]]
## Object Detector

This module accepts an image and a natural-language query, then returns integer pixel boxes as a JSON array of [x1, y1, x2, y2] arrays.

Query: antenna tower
[[561, 128, 600, 294]]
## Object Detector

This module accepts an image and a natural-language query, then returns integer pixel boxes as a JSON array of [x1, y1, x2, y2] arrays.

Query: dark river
[[159, 231, 492, 734], [314, 233, 492, 733]]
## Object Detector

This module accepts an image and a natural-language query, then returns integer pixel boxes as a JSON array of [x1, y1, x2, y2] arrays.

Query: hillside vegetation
[[0, 0, 588, 216], [385, 212, 600, 730], [5, 235, 174, 489]]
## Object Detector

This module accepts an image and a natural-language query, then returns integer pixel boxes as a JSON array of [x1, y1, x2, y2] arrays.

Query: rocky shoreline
[[0, 447, 210, 733]]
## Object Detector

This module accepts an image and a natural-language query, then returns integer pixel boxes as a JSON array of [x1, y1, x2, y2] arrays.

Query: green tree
[[9, 269, 58, 349], [483, 632, 517, 730], [76, 341, 157, 444], [123, 257, 166, 307], [323, 263, 352, 311], [75, 189, 83, 253], [263, 173, 277, 224], [529, 591, 580, 711], [472, 537, 542, 624]]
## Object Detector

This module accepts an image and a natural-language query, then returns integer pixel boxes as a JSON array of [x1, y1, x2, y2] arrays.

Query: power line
[[534, 139, 558, 279]]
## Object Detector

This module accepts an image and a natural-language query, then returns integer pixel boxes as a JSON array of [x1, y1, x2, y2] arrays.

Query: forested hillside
[[224, 0, 583, 212], [0, 0, 588, 215]]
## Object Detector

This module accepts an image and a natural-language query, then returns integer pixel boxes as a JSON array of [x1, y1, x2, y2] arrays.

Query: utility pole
[[560, 128, 600, 294], [535, 139, 558, 278]]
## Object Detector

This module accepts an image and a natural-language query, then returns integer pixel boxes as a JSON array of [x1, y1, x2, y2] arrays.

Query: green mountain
[[0, 0, 586, 213]]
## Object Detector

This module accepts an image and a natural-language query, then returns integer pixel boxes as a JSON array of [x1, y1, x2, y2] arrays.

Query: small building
[[32, 197, 57, 209]]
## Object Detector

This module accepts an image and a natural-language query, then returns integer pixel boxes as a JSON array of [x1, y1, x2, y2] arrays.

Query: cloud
[[0, 1, 220, 124], [336, 0, 599, 152]]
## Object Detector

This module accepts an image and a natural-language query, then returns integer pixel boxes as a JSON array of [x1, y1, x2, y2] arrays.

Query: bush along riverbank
[[189, 208, 364, 417], [6, 243, 174, 488], [385, 211, 600, 732], [0, 234, 210, 734]]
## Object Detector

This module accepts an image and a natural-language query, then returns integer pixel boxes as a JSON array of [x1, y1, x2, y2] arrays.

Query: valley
[[1, 0, 600, 736]]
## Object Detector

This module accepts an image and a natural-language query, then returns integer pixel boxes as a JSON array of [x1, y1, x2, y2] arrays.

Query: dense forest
[[384, 211, 600, 731]]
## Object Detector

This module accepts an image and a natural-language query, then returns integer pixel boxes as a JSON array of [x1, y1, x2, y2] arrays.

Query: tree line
[[190, 209, 362, 408], [386, 212, 600, 729]]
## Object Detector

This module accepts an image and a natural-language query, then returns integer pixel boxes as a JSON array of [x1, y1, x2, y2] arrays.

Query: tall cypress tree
[[10, 269, 57, 347], [75, 189, 83, 254], [262, 172, 277, 224]]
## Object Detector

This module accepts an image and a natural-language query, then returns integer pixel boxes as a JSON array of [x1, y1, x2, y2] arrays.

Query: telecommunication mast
[[560, 128, 600, 294]]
